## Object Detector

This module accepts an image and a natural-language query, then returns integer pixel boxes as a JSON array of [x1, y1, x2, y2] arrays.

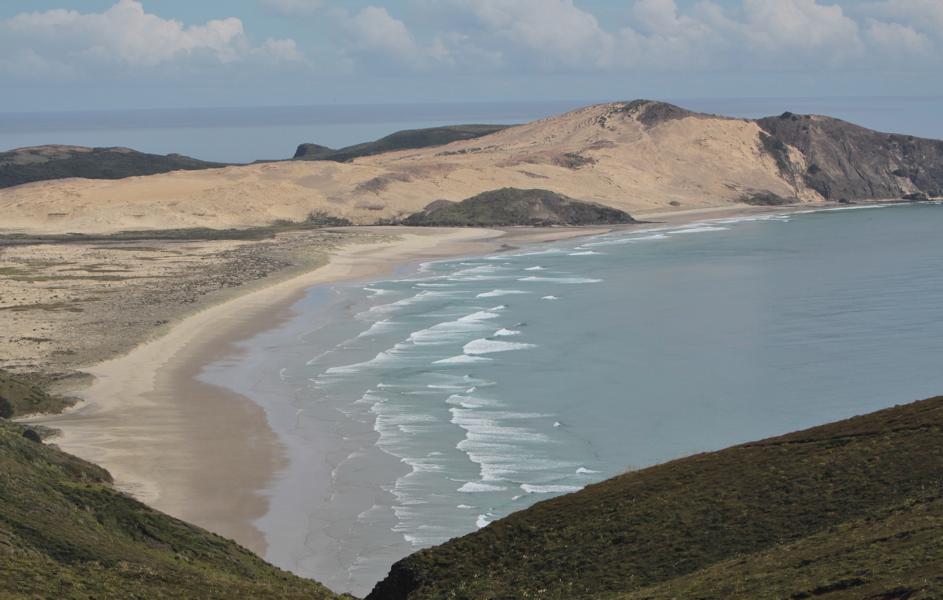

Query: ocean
[[2, 96, 941, 163], [201, 202, 943, 595]]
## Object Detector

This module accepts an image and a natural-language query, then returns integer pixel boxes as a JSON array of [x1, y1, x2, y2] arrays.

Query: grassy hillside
[[401, 188, 637, 226], [0, 145, 225, 189], [293, 124, 509, 162], [0, 370, 73, 417], [367, 396, 943, 599], [0, 418, 342, 599]]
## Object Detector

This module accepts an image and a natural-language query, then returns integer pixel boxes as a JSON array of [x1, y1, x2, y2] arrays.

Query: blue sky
[[1, 0, 941, 112]]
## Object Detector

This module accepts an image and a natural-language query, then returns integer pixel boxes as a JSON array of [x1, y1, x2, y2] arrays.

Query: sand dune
[[0, 102, 821, 234]]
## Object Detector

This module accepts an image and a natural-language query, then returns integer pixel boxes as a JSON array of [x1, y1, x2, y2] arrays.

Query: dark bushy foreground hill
[[0, 145, 225, 189], [368, 396, 943, 599], [293, 124, 509, 162], [0, 417, 342, 599], [401, 188, 637, 226]]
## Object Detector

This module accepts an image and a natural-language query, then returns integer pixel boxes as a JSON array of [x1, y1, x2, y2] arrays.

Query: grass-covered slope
[[0, 369, 73, 417], [401, 188, 637, 226], [367, 397, 943, 599], [293, 124, 509, 162], [0, 145, 225, 189], [0, 418, 341, 599]]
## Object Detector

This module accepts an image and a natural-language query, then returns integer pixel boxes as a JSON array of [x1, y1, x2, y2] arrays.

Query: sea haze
[[2, 96, 941, 163], [200, 202, 943, 595]]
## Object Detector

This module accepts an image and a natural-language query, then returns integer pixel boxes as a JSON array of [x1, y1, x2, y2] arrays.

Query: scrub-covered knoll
[[401, 188, 637, 226], [0, 145, 225, 188]]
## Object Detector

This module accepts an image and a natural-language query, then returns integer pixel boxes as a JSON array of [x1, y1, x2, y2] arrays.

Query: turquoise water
[[204, 202, 943, 594]]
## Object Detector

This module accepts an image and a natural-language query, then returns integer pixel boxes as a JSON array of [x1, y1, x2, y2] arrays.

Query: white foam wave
[[504, 248, 565, 258], [568, 250, 603, 256], [521, 484, 584, 494], [493, 328, 521, 337], [459, 310, 502, 322], [582, 232, 669, 248], [524, 265, 545, 271], [445, 394, 501, 409], [458, 482, 507, 493], [576, 467, 599, 474], [673, 225, 730, 234], [518, 276, 602, 284], [476, 289, 529, 298], [433, 355, 493, 365], [356, 319, 399, 338], [463, 338, 537, 355], [542, 295, 559, 300], [476, 514, 492, 528], [367, 290, 458, 314]]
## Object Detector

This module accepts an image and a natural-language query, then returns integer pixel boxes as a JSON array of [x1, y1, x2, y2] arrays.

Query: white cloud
[[865, 19, 935, 58], [452, 0, 616, 69], [3, 0, 941, 83], [740, 0, 864, 64], [0, 0, 305, 78], [341, 6, 452, 69], [858, 0, 943, 37]]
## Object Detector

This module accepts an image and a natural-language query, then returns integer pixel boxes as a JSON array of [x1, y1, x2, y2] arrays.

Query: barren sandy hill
[[1, 101, 938, 234]]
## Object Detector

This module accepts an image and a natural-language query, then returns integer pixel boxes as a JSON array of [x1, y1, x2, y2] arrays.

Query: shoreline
[[28, 227, 510, 555], [23, 202, 877, 567]]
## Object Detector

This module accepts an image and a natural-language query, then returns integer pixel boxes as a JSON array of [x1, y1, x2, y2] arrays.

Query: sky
[[1, 0, 942, 112]]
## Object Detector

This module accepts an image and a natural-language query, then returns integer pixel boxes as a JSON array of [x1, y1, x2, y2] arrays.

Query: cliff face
[[757, 112, 943, 201], [367, 396, 943, 600]]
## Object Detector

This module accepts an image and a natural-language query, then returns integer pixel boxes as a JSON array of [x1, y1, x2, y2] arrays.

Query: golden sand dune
[[0, 102, 822, 234]]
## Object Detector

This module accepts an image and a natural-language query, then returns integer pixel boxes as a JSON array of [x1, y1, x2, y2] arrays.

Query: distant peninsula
[[2, 100, 941, 233]]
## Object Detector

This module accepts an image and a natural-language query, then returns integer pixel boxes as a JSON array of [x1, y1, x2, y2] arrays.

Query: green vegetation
[[401, 188, 637, 227], [739, 191, 796, 206], [367, 396, 943, 599], [0, 214, 352, 246], [0, 418, 343, 599], [0, 146, 225, 189], [293, 124, 509, 162], [0, 370, 73, 417]]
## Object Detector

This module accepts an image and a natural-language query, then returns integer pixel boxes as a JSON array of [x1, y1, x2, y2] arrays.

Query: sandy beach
[[27, 227, 514, 554], [19, 207, 814, 558]]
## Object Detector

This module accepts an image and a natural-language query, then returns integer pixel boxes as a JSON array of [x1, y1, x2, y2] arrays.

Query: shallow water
[[203, 202, 943, 595]]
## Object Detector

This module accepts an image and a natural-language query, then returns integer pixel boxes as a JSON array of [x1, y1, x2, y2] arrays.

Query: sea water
[[4, 96, 941, 163], [202, 202, 943, 595]]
